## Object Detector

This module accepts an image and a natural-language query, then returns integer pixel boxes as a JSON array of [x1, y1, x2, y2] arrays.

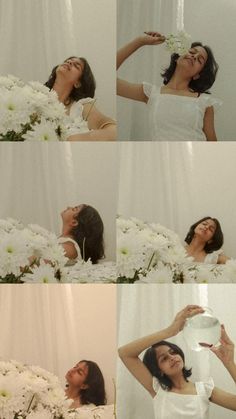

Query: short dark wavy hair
[[143, 341, 192, 391], [45, 56, 96, 104], [185, 216, 223, 253], [79, 360, 107, 406], [161, 42, 219, 94], [71, 204, 104, 264]]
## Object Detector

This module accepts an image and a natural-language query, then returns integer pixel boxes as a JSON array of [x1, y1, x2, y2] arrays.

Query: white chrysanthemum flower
[[23, 262, 58, 283], [165, 30, 192, 55], [220, 259, 236, 282], [141, 263, 174, 283], [0, 231, 31, 278], [22, 120, 60, 141]]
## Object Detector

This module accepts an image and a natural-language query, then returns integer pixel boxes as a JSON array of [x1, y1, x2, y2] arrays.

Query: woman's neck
[[52, 80, 73, 104], [186, 236, 207, 259], [170, 374, 188, 391], [61, 225, 73, 237], [167, 69, 192, 91], [65, 386, 82, 407]]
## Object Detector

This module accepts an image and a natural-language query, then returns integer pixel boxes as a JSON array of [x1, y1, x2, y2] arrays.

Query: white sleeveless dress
[[143, 82, 222, 141], [57, 237, 81, 266], [67, 97, 96, 136], [152, 377, 214, 419], [204, 249, 223, 264]]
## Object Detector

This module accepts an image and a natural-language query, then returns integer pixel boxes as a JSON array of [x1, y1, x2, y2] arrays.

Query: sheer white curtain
[[0, 143, 117, 260], [118, 142, 236, 257], [0, 284, 116, 403], [117, 284, 236, 419], [0, 0, 116, 116], [117, 0, 236, 140]]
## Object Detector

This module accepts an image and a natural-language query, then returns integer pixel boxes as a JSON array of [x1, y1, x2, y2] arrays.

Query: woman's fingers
[[220, 325, 234, 345]]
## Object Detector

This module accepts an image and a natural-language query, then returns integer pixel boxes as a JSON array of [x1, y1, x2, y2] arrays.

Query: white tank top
[[57, 237, 81, 265], [152, 377, 214, 419]]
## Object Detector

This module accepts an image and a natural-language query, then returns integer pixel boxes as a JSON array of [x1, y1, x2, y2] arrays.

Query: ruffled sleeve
[[152, 376, 160, 393], [203, 377, 214, 398], [200, 94, 222, 112], [142, 82, 154, 99], [197, 377, 214, 398]]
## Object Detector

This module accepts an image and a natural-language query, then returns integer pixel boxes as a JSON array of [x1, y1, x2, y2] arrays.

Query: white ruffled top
[[67, 97, 96, 136], [152, 377, 214, 419], [204, 249, 223, 264], [143, 82, 222, 141], [57, 236, 81, 266]]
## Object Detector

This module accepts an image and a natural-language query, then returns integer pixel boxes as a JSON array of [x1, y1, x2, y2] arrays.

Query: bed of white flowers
[[116, 217, 236, 283], [165, 30, 192, 55], [0, 360, 115, 419], [0, 218, 68, 283], [0, 75, 70, 141], [0, 218, 116, 283]]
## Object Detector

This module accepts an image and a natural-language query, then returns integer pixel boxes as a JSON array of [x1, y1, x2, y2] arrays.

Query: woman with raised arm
[[117, 33, 220, 141], [118, 305, 236, 418]]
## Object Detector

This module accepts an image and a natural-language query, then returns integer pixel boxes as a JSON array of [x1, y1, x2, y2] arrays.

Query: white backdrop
[[118, 142, 236, 258], [117, 284, 236, 419], [0, 0, 116, 117], [0, 143, 117, 260], [117, 0, 236, 140], [0, 284, 116, 403]]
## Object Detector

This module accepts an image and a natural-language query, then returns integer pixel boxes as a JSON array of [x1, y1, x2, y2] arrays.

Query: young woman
[[46, 56, 116, 141], [185, 217, 229, 264], [117, 32, 220, 141], [118, 305, 236, 419], [65, 360, 106, 408], [58, 204, 104, 264]]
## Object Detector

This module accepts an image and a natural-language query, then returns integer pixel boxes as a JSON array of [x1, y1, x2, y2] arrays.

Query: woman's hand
[[139, 31, 166, 46], [211, 325, 235, 366], [169, 305, 204, 336]]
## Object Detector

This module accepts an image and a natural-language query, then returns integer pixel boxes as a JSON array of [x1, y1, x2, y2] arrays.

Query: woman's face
[[155, 345, 184, 377], [65, 361, 89, 389], [194, 218, 216, 243], [56, 57, 84, 86], [61, 205, 83, 226], [177, 46, 208, 78]]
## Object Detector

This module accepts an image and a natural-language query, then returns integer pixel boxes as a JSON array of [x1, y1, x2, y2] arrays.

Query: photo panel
[[117, 283, 236, 419], [117, 141, 236, 282], [117, 0, 236, 141], [0, 142, 118, 283]]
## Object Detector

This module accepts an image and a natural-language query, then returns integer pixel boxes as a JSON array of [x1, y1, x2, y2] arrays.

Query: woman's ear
[[71, 219, 78, 227], [193, 74, 200, 80], [74, 82, 81, 88]]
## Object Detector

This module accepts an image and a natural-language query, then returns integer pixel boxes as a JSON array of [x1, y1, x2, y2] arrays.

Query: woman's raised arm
[[117, 32, 165, 102]]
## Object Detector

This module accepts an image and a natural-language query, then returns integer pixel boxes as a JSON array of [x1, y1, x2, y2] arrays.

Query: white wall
[[0, 284, 116, 403], [0, 0, 116, 117], [0, 142, 117, 260], [118, 142, 236, 257]]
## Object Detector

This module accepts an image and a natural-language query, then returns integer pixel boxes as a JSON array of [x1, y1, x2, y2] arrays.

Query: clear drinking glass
[[183, 307, 221, 352]]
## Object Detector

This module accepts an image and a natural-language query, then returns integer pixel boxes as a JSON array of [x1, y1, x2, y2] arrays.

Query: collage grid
[[0, 1, 236, 419]]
